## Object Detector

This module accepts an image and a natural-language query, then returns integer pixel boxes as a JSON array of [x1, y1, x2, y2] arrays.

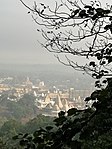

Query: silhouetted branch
[[20, 0, 112, 80]]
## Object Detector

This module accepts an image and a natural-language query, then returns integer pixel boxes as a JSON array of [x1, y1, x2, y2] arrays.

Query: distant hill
[[0, 63, 94, 90], [0, 63, 73, 73]]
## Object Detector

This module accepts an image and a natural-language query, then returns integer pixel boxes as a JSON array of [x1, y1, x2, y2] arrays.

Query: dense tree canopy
[[13, 79, 112, 149], [0, 115, 54, 149], [13, 0, 112, 148]]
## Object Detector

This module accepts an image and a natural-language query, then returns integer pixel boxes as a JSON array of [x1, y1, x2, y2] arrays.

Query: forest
[[0, 0, 112, 148]]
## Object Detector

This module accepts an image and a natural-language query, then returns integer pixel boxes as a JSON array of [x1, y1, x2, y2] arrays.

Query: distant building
[[35, 92, 75, 116]]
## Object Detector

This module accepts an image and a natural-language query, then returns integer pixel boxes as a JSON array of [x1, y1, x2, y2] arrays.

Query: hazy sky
[[0, 0, 58, 64], [0, 0, 111, 64]]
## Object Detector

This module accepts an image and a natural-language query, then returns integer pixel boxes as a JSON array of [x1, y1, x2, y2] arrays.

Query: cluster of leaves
[[71, 3, 111, 20], [14, 79, 112, 149]]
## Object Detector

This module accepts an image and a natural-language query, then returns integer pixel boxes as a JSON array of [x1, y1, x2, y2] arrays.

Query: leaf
[[104, 25, 110, 30], [37, 144, 45, 149], [71, 9, 79, 18], [79, 10, 87, 18], [89, 61, 96, 67], [96, 8, 104, 14], [67, 108, 78, 116], [92, 73, 97, 77], [108, 57, 112, 63], [92, 101, 99, 109], [110, 27, 112, 34], [44, 6, 46, 9], [33, 129, 46, 137], [95, 80, 100, 84], [46, 126, 53, 131], [95, 80, 101, 88], [74, 9, 79, 14], [102, 80, 107, 84], [104, 9, 110, 14], [58, 111, 65, 117], [85, 97, 91, 101], [92, 14, 98, 20], [19, 139, 28, 146], [104, 71, 108, 74], [12, 135, 19, 140], [91, 90, 100, 100], [101, 61, 106, 65], [64, 48, 68, 51], [96, 4, 99, 7], [40, 3, 44, 6], [70, 141, 81, 149], [33, 136, 44, 143], [84, 5, 92, 9], [54, 117, 66, 126], [23, 133, 29, 138], [109, 17, 112, 21], [47, 31, 51, 33], [72, 132, 81, 141], [95, 53, 101, 60]]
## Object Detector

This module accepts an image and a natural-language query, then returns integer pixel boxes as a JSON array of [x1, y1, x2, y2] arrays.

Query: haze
[[0, 0, 58, 64], [0, 0, 111, 64]]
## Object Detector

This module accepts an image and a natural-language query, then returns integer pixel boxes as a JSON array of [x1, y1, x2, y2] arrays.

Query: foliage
[[0, 119, 22, 137], [22, 114, 55, 134], [0, 120, 23, 149], [14, 79, 112, 148], [0, 117, 7, 128], [0, 115, 54, 149], [0, 93, 38, 120], [10, 0, 112, 148]]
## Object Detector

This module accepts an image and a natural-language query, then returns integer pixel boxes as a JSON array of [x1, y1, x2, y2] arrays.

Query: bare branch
[[20, 0, 112, 79]]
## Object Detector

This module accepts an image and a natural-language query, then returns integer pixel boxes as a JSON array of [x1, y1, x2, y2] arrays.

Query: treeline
[[0, 93, 39, 122], [0, 93, 55, 148], [0, 115, 54, 149]]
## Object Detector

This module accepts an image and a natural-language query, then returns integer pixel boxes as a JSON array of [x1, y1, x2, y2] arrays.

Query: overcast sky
[[0, 0, 58, 64], [0, 0, 111, 64]]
